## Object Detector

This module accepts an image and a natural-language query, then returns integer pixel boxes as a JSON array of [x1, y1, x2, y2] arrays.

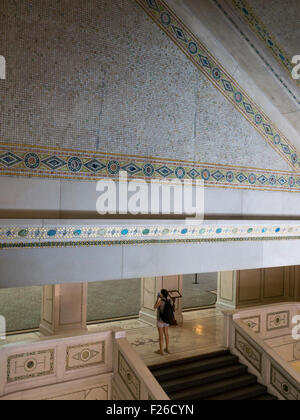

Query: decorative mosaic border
[[65, 341, 105, 371], [1, 143, 300, 192], [235, 329, 262, 373], [2, 223, 300, 243], [118, 351, 141, 400], [271, 364, 300, 400], [2, 223, 300, 249], [7, 349, 55, 383], [266, 311, 290, 332], [231, 0, 300, 90], [2, 236, 300, 250], [241, 315, 261, 334], [213, 0, 300, 106], [135, 0, 300, 172]]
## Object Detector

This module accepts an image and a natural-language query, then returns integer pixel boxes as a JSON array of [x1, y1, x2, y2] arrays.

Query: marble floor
[[1, 309, 225, 367], [89, 308, 225, 366], [290, 361, 300, 374], [3, 308, 300, 374]]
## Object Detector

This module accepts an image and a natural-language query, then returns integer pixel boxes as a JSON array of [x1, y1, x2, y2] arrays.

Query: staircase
[[149, 350, 278, 400]]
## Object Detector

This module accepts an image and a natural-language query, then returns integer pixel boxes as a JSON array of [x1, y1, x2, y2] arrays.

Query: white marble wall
[[234, 302, 300, 340], [1, 229, 300, 288], [0, 327, 167, 400], [3, 176, 300, 218], [0, 329, 115, 400]]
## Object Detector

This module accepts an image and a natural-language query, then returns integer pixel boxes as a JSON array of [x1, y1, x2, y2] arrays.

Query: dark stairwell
[[150, 350, 278, 401]]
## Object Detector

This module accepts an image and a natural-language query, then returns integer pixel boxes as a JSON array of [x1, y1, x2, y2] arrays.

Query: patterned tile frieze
[[267, 311, 290, 332], [235, 330, 262, 372], [2, 223, 300, 250], [271, 364, 300, 400], [7, 349, 55, 384], [135, 0, 300, 172], [4, 235, 300, 250], [1, 143, 300, 192], [118, 352, 141, 400], [241, 316, 261, 333], [2, 222, 300, 249], [213, 0, 300, 106], [231, 0, 300, 91], [65, 341, 105, 371]]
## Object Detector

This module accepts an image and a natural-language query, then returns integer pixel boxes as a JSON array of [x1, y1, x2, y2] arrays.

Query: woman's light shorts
[[157, 321, 169, 328]]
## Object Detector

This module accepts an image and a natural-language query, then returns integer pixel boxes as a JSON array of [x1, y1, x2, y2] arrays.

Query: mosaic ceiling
[[0, 0, 299, 192]]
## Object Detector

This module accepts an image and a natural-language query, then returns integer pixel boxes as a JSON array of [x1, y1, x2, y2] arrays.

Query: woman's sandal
[[164, 349, 171, 354], [155, 350, 164, 356]]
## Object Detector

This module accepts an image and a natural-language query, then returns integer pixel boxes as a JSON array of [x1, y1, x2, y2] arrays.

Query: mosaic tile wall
[[214, 0, 300, 105], [232, 0, 300, 88], [0, 0, 297, 191], [242, 0, 300, 59]]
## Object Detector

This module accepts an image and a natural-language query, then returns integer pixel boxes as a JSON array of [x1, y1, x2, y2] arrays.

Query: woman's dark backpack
[[160, 299, 177, 326]]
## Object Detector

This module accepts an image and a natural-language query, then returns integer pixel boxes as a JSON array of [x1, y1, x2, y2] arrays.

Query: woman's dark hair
[[161, 289, 169, 299]]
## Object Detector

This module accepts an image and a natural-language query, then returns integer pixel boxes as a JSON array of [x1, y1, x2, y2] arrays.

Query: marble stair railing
[[0, 329, 115, 400], [112, 330, 169, 401], [0, 327, 168, 400], [223, 303, 300, 400]]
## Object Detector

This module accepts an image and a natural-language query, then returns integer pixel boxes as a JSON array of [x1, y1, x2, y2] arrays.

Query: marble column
[[217, 266, 298, 309], [217, 271, 237, 310], [139, 275, 183, 326], [40, 283, 88, 336]]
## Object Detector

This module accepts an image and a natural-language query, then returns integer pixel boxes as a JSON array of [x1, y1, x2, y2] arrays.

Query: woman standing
[[154, 289, 171, 356]]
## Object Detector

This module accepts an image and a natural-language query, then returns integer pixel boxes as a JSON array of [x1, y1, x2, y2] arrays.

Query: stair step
[[151, 349, 277, 401], [152, 354, 239, 382], [169, 373, 257, 400], [205, 384, 269, 401], [150, 350, 230, 372], [161, 364, 248, 394]]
